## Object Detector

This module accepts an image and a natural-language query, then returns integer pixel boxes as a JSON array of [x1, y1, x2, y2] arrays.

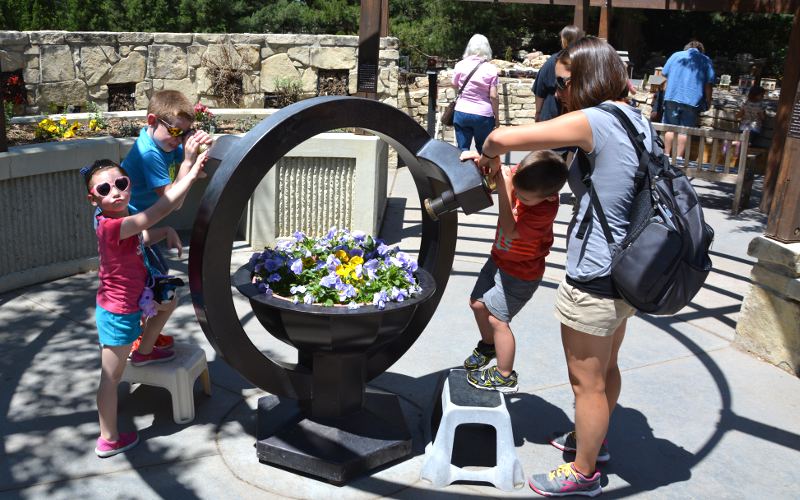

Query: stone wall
[[735, 236, 800, 376], [0, 31, 399, 113], [396, 70, 655, 139], [397, 72, 537, 135]]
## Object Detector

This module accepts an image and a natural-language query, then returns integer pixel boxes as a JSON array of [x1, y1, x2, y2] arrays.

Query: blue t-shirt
[[122, 128, 183, 211], [662, 48, 715, 107]]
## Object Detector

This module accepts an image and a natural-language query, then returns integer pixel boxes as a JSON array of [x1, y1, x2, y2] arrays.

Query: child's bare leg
[[97, 344, 132, 441], [138, 294, 178, 355], [469, 299, 495, 345], [487, 315, 515, 377]]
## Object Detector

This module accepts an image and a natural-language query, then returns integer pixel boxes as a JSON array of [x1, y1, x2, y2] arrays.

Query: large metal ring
[[189, 96, 485, 399]]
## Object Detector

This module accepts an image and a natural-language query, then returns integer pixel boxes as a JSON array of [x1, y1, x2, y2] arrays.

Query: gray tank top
[[565, 101, 658, 281]]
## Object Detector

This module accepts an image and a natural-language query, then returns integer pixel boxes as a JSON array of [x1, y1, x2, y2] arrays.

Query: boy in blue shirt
[[122, 90, 212, 349]]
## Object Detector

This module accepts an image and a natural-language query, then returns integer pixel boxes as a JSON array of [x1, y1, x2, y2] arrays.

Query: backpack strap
[[574, 103, 651, 244], [596, 103, 653, 186], [456, 61, 484, 99], [575, 150, 615, 244]]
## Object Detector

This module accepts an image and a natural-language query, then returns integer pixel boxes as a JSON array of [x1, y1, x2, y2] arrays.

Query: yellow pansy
[[63, 130, 74, 138], [335, 249, 349, 263], [89, 119, 98, 130], [59, 116, 67, 126], [350, 255, 363, 266]]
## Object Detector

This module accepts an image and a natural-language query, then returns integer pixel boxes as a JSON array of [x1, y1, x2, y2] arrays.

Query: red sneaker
[[129, 346, 175, 367], [130, 334, 173, 355], [154, 333, 174, 349], [130, 335, 143, 354], [95, 431, 139, 458]]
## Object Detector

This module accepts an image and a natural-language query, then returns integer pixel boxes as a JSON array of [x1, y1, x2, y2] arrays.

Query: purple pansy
[[289, 258, 303, 275], [372, 290, 388, 309], [320, 274, 338, 288]]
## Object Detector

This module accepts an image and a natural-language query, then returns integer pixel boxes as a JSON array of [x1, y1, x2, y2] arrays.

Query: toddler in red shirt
[[460, 150, 567, 392]]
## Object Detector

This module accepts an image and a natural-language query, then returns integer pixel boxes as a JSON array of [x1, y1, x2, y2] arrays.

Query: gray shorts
[[470, 258, 540, 323]]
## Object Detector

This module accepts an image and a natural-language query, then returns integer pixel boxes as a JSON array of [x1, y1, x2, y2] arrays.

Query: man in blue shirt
[[662, 40, 715, 161]]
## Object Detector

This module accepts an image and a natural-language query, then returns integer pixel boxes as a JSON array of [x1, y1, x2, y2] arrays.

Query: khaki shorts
[[554, 280, 636, 337]]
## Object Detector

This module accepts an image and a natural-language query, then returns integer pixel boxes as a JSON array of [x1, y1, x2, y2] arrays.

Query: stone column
[[735, 236, 800, 375]]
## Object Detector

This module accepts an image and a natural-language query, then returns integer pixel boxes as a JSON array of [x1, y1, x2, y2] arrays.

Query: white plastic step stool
[[420, 369, 524, 491], [122, 343, 211, 424]]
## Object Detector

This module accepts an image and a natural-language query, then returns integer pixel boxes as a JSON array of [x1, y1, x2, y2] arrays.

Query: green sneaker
[[550, 431, 610, 463], [467, 366, 518, 393], [463, 341, 496, 370], [528, 462, 602, 497]]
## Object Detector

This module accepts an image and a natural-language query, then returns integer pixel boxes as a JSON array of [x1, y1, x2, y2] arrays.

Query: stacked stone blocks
[[0, 31, 399, 113]]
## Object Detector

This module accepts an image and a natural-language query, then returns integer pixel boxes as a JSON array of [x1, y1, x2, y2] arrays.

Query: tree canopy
[[0, 0, 792, 77]]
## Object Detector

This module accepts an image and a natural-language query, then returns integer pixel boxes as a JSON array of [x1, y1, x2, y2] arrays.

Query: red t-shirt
[[96, 216, 147, 314], [491, 195, 558, 281]]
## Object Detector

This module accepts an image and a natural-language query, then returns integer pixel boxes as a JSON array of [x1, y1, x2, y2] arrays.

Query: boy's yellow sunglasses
[[158, 117, 193, 139]]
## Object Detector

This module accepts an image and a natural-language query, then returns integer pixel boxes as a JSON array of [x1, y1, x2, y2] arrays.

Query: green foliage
[[3, 101, 13, 124], [272, 77, 303, 107], [86, 101, 107, 131], [637, 10, 792, 77], [235, 116, 259, 133], [390, 0, 572, 69], [235, 0, 360, 34]]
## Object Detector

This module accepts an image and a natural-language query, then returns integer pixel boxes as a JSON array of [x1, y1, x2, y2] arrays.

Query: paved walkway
[[1, 165, 798, 499]]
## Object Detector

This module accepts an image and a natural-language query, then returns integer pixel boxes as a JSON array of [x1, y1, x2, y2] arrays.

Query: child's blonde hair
[[147, 90, 194, 122], [513, 150, 568, 196]]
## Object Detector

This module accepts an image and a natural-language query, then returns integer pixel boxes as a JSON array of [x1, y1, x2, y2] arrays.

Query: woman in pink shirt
[[452, 34, 499, 154]]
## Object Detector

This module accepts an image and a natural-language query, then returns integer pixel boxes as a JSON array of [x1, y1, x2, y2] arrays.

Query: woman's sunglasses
[[556, 76, 572, 91], [92, 176, 130, 197], [158, 118, 192, 139]]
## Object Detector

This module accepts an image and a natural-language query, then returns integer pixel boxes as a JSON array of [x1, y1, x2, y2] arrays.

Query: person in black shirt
[[533, 25, 585, 121]]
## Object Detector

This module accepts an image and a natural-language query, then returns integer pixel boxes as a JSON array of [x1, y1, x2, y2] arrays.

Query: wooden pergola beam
[[463, 0, 799, 14]]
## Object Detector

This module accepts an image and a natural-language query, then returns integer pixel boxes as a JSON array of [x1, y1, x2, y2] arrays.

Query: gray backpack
[[576, 103, 714, 315]]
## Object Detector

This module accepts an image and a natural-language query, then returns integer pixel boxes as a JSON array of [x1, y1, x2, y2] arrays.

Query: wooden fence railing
[[652, 123, 758, 214]]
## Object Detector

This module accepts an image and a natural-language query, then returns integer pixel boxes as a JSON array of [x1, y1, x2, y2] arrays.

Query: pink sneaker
[[95, 431, 139, 458], [129, 346, 175, 366]]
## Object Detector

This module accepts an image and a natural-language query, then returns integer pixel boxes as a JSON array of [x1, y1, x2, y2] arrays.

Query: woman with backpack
[[477, 36, 653, 497]]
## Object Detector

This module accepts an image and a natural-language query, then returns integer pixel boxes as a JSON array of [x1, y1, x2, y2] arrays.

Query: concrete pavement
[[1, 165, 799, 499]]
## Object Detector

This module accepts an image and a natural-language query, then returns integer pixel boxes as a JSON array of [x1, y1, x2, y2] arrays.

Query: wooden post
[[599, 1, 613, 40], [765, 78, 800, 242], [380, 0, 389, 37], [357, 0, 383, 99], [573, 0, 590, 33], [761, 8, 800, 213]]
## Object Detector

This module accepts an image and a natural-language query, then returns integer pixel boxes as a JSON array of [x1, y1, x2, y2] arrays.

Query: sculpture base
[[256, 388, 412, 485]]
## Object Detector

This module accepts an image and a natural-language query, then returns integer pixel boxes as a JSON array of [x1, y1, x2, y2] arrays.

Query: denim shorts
[[662, 100, 700, 127], [96, 305, 141, 347], [471, 258, 540, 323]]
